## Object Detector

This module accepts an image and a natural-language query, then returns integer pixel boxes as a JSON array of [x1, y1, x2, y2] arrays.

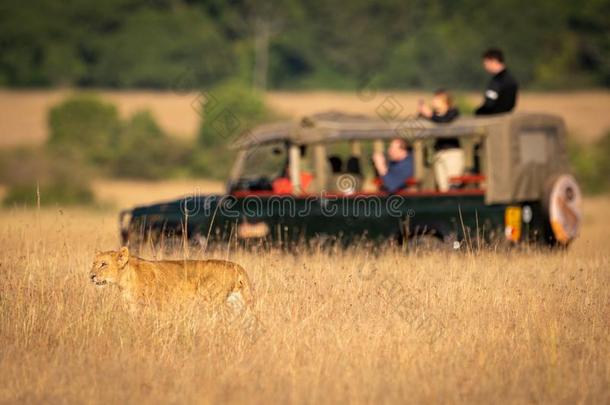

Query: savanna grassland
[[0, 195, 608, 404]]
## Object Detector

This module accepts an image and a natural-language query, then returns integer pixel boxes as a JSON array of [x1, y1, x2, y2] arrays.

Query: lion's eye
[[99, 262, 107, 268]]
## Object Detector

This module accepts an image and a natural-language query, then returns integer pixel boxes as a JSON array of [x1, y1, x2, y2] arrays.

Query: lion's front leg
[[121, 288, 142, 314]]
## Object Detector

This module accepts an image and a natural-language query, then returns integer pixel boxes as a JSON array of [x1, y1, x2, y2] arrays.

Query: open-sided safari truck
[[120, 112, 582, 250]]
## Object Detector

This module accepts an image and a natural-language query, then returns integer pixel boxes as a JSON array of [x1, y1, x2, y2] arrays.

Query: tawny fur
[[89, 247, 253, 309]]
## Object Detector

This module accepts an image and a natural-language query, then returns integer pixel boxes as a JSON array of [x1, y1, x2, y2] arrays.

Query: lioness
[[90, 247, 253, 310]]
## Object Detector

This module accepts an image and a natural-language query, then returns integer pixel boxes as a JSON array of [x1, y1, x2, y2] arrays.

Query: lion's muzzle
[[90, 274, 107, 286]]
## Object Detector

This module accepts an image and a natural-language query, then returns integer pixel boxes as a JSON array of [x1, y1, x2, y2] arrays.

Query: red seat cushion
[[373, 177, 419, 188], [449, 175, 486, 184], [405, 177, 419, 186], [272, 172, 314, 194]]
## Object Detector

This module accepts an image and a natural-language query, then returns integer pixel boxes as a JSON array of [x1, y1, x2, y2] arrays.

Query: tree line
[[1, 0, 608, 90]]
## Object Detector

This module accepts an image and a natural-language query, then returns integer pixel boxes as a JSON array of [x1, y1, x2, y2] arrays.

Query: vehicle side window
[[242, 143, 287, 178]]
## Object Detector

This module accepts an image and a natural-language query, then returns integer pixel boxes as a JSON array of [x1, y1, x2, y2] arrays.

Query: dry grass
[[1, 89, 609, 147], [0, 196, 609, 404]]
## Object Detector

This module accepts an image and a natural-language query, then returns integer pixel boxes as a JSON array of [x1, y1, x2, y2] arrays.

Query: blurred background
[[0, 0, 608, 207]]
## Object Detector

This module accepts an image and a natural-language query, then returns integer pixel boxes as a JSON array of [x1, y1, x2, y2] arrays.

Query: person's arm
[[475, 81, 500, 115], [418, 103, 433, 119], [372, 152, 388, 176]]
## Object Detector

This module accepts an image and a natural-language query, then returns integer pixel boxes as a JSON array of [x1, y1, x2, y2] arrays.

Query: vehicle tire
[[543, 174, 583, 246]]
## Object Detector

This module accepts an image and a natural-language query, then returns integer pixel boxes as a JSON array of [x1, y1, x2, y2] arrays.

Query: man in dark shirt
[[372, 138, 413, 193], [475, 48, 518, 115]]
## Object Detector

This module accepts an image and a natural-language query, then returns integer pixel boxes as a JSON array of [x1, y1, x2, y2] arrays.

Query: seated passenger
[[417, 89, 465, 192], [372, 138, 413, 193]]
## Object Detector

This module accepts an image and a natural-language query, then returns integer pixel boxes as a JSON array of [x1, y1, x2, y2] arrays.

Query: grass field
[[0, 194, 608, 404], [1, 89, 609, 147]]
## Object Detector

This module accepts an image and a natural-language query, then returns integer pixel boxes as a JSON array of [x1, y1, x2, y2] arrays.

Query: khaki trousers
[[433, 149, 465, 191]]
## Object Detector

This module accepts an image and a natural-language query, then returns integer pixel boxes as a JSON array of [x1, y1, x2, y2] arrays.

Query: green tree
[[91, 8, 235, 88]]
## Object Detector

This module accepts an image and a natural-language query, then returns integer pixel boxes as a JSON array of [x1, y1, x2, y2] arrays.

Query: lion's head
[[90, 247, 130, 286]]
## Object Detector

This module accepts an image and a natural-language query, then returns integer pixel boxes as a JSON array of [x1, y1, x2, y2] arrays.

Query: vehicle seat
[[346, 156, 362, 176], [448, 174, 486, 189], [372, 176, 419, 192], [328, 155, 343, 174], [405, 177, 420, 191], [344, 156, 364, 192]]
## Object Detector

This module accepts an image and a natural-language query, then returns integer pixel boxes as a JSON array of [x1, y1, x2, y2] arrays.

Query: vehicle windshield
[[241, 142, 287, 179]]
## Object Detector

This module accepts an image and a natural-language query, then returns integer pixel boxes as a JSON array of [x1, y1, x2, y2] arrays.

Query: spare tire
[[544, 174, 583, 245]]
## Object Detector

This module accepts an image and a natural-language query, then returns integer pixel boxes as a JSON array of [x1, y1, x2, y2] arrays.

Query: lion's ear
[[117, 246, 130, 267]]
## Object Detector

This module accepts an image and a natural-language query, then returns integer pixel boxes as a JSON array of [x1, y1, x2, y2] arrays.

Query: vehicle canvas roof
[[234, 111, 560, 147]]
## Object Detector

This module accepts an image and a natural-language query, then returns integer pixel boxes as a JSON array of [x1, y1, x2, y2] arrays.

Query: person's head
[[431, 89, 454, 113], [482, 48, 506, 74], [387, 138, 409, 162]]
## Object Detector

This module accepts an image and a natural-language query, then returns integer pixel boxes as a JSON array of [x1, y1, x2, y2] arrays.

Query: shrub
[[190, 146, 237, 179], [48, 95, 195, 180], [195, 80, 274, 179], [198, 80, 271, 148], [454, 93, 477, 115], [4, 183, 94, 207], [2, 148, 94, 207], [568, 131, 610, 194], [48, 94, 121, 165], [112, 111, 193, 179], [595, 132, 610, 191]]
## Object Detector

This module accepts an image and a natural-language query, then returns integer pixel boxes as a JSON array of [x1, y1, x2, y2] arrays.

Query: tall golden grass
[[1, 197, 609, 404]]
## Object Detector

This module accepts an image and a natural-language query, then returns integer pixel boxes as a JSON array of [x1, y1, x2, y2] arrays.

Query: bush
[[198, 80, 271, 148], [1, 148, 94, 207], [112, 111, 193, 179], [48, 94, 121, 165], [4, 183, 94, 207], [454, 94, 477, 116], [569, 131, 610, 194], [195, 80, 275, 178], [48, 95, 194, 180], [190, 146, 238, 180], [595, 132, 610, 190]]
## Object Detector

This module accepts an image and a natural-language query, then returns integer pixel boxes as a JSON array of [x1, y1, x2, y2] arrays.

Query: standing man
[[475, 48, 518, 115]]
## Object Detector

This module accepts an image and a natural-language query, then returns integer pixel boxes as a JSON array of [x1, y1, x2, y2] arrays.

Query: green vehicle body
[[120, 112, 581, 250]]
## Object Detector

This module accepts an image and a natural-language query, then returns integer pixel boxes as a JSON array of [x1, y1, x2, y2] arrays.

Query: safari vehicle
[[120, 112, 582, 250]]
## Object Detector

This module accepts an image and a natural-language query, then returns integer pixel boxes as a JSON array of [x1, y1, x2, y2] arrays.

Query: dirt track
[[0, 89, 608, 147]]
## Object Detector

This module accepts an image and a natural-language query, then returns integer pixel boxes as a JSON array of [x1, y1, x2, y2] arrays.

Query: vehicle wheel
[[543, 174, 583, 246]]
